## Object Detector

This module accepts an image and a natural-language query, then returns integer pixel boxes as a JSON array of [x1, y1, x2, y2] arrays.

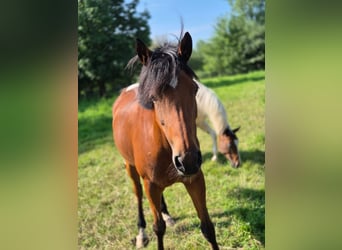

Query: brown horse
[[112, 32, 219, 250]]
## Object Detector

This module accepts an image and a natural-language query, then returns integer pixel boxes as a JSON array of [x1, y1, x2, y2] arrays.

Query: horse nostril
[[174, 156, 185, 172]]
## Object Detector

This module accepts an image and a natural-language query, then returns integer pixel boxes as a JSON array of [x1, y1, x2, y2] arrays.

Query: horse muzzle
[[173, 150, 202, 176], [229, 157, 241, 168], [223, 153, 241, 168], [231, 161, 241, 168]]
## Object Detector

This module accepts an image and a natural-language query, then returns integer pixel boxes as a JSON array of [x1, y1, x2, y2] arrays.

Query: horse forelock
[[129, 41, 196, 109]]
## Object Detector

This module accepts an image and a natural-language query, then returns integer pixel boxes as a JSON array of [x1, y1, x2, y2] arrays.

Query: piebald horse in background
[[195, 80, 241, 168], [112, 32, 219, 250]]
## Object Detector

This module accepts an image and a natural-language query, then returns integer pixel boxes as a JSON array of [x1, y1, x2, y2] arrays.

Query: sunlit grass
[[78, 71, 265, 249]]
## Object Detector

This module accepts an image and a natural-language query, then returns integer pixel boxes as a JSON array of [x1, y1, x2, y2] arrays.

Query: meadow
[[78, 71, 265, 249]]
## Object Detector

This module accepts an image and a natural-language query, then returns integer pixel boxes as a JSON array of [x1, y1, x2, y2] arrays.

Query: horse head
[[134, 32, 202, 176], [218, 126, 241, 168]]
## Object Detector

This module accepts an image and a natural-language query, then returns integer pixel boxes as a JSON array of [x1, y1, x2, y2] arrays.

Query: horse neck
[[196, 81, 230, 135], [208, 107, 230, 135]]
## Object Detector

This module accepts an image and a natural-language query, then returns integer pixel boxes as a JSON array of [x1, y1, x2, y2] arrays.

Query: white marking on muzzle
[[234, 139, 241, 165]]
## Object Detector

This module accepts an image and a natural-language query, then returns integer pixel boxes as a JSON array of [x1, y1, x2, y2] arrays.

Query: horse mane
[[127, 36, 197, 109], [195, 80, 230, 134]]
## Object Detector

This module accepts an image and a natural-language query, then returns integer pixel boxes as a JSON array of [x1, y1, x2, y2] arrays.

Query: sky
[[135, 0, 232, 47]]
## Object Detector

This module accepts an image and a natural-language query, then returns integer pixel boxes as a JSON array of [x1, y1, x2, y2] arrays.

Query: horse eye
[[160, 120, 165, 126]]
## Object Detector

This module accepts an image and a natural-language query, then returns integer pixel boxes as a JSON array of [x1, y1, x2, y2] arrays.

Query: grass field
[[78, 71, 265, 249]]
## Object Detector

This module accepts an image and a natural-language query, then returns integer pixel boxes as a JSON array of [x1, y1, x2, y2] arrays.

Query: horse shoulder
[[113, 90, 140, 163]]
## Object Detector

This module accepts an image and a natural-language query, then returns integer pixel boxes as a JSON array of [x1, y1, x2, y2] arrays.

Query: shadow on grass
[[78, 95, 118, 113], [202, 149, 265, 167], [168, 188, 264, 246], [203, 75, 265, 89], [202, 152, 214, 163], [213, 187, 265, 245], [240, 149, 265, 166], [78, 114, 113, 154], [201, 152, 229, 166]]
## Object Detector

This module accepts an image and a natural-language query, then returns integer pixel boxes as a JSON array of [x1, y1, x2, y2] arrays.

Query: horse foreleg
[[184, 171, 219, 250], [161, 194, 175, 226], [143, 180, 166, 250], [125, 163, 149, 248], [197, 120, 218, 161]]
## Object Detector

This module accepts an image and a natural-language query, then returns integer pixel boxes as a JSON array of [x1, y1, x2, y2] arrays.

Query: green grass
[[78, 71, 265, 249]]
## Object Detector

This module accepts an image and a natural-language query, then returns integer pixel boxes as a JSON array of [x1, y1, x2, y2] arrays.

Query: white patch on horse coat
[[195, 80, 230, 135], [162, 212, 176, 226], [125, 82, 139, 92], [113, 83, 139, 125], [136, 227, 148, 248]]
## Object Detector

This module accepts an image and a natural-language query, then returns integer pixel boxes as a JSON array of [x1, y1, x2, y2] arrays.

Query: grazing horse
[[195, 80, 241, 167], [112, 32, 219, 250]]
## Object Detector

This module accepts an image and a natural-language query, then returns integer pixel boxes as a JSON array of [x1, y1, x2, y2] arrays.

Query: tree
[[196, 0, 264, 76], [78, 0, 150, 97], [228, 0, 265, 24], [228, 0, 265, 72]]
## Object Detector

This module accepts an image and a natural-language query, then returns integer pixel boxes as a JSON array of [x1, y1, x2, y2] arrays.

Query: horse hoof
[[211, 155, 217, 161], [132, 236, 149, 248], [132, 229, 149, 248], [137, 236, 149, 248], [165, 217, 176, 227], [162, 212, 176, 227]]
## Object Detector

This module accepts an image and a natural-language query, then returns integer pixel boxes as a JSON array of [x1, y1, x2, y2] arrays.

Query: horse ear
[[233, 127, 241, 133], [178, 32, 192, 62], [136, 38, 151, 65]]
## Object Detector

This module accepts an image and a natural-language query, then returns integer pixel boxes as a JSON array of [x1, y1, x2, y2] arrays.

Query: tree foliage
[[195, 0, 264, 77], [78, 0, 150, 97]]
